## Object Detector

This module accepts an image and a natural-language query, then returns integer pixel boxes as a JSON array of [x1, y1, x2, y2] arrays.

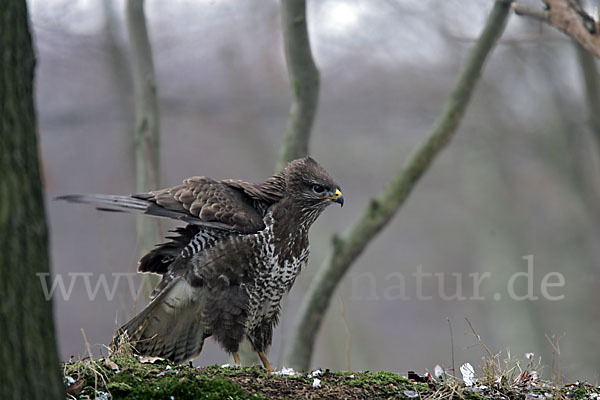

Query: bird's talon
[[257, 351, 274, 373], [232, 352, 241, 367]]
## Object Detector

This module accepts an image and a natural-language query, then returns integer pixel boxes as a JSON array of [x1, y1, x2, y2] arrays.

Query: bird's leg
[[232, 352, 242, 367], [257, 351, 274, 372]]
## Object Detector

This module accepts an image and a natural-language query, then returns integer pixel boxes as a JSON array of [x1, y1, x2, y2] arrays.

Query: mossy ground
[[63, 353, 427, 400], [62, 353, 600, 400]]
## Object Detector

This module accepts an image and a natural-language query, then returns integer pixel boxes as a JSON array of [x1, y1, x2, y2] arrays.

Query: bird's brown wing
[[57, 176, 268, 233], [141, 176, 268, 233]]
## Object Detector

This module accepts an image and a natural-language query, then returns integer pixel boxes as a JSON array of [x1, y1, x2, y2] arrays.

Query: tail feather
[[113, 277, 208, 363], [56, 194, 149, 213], [56, 193, 235, 231]]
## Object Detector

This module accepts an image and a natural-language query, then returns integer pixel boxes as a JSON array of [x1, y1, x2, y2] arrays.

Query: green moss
[[562, 382, 600, 400], [347, 370, 409, 387], [347, 370, 424, 395], [63, 355, 266, 400], [461, 390, 488, 400], [106, 381, 134, 392], [110, 374, 263, 400]]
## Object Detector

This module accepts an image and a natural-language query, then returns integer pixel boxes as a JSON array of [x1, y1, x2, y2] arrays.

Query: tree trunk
[[126, 0, 161, 261], [276, 0, 320, 171], [0, 1, 64, 399]]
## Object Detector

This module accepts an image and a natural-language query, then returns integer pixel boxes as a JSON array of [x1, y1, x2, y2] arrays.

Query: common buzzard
[[58, 157, 343, 371]]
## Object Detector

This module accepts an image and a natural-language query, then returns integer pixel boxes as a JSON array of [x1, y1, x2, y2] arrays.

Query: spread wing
[[56, 176, 269, 233]]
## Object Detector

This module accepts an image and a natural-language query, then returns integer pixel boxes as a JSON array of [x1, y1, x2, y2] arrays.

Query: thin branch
[[126, 0, 161, 259], [284, 0, 514, 371], [573, 37, 600, 220], [276, 0, 320, 171], [514, 0, 600, 58], [447, 317, 455, 374], [575, 40, 600, 152], [465, 318, 495, 361]]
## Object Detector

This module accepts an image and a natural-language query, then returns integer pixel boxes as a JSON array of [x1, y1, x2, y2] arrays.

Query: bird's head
[[285, 157, 344, 211]]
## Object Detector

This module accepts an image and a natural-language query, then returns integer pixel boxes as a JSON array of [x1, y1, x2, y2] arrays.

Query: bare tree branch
[[126, 0, 161, 258], [574, 38, 600, 213], [284, 0, 514, 371], [276, 0, 320, 171], [576, 42, 600, 151], [514, 0, 600, 58], [513, 3, 548, 21]]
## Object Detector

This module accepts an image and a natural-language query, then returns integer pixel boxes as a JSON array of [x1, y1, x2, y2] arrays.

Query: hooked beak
[[322, 188, 344, 207]]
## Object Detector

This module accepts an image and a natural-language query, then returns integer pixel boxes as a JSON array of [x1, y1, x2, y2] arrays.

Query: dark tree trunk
[[0, 1, 64, 399]]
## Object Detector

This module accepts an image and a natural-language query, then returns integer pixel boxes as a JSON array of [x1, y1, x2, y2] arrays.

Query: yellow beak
[[322, 188, 344, 206]]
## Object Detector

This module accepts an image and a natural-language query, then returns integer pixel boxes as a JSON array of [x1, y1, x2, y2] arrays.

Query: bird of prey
[[58, 157, 343, 371]]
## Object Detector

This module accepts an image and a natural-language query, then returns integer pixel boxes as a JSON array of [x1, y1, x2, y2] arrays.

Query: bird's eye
[[312, 184, 325, 194]]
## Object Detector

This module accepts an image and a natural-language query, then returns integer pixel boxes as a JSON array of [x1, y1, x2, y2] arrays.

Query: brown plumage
[[57, 157, 343, 370]]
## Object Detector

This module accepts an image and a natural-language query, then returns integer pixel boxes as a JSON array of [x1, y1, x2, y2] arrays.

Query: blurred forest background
[[33, 0, 599, 382]]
